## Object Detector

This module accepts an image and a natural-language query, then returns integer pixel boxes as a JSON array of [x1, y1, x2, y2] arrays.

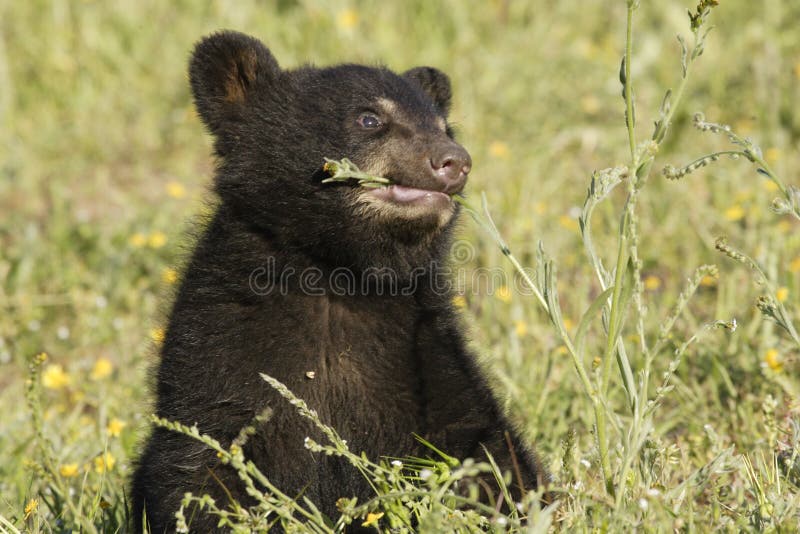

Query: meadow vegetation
[[2, 0, 800, 531]]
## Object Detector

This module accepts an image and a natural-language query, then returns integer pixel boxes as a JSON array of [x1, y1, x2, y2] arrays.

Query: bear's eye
[[357, 113, 382, 129]]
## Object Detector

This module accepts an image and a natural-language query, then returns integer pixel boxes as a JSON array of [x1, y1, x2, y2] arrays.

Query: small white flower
[[496, 517, 508, 526], [391, 460, 403, 468], [580, 458, 591, 469], [638, 498, 648, 511], [57, 326, 70, 340], [419, 469, 432, 481], [646, 488, 661, 498]]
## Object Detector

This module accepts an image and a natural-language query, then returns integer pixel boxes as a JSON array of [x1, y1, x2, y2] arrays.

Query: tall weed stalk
[[458, 0, 731, 503]]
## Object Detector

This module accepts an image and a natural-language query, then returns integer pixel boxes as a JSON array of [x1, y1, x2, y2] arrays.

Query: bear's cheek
[[354, 137, 437, 191]]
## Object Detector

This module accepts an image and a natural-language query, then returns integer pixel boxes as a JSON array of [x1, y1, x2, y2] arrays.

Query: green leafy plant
[[154, 373, 550, 532], [321, 158, 392, 189]]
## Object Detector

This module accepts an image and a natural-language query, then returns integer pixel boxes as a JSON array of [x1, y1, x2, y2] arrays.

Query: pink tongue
[[391, 185, 433, 202]]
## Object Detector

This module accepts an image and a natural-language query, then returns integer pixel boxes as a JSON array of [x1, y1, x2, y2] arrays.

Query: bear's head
[[190, 31, 471, 279]]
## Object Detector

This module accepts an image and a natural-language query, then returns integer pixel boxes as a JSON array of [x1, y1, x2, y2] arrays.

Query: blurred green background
[[2, 0, 799, 530]]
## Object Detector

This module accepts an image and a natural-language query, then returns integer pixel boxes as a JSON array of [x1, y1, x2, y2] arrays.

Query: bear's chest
[[260, 292, 425, 450]]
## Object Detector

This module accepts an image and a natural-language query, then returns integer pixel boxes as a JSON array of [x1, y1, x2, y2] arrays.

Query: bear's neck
[[178, 204, 456, 304]]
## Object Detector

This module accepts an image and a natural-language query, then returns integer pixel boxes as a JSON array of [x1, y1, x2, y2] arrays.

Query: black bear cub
[[131, 30, 545, 533]]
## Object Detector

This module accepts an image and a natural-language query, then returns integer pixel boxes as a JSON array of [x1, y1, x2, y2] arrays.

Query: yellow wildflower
[[165, 181, 186, 199], [700, 274, 718, 287], [162, 267, 179, 284], [488, 141, 510, 159], [59, 463, 79, 478], [514, 320, 528, 337], [452, 295, 467, 308], [764, 349, 782, 372], [336, 9, 359, 30], [107, 418, 127, 437], [563, 317, 575, 331], [576, 37, 598, 60], [495, 286, 512, 303], [764, 147, 781, 164], [42, 364, 71, 390], [776, 287, 789, 303], [592, 356, 602, 369], [762, 180, 779, 192], [580, 94, 600, 114], [724, 205, 745, 222], [790, 257, 800, 273], [555, 345, 568, 355], [361, 512, 384, 527], [644, 275, 661, 291], [90, 357, 113, 380], [94, 452, 116, 473], [559, 214, 579, 232], [148, 231, 167, 248], [23, 498, 38, 520], [150, 327, 165, 345], [129, 232, 147, 248], [734, 119, 753, 135]]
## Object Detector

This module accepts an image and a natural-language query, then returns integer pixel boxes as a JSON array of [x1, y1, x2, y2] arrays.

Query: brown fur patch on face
[[376, 97, 398, 115], [224, 49, 258, 103], [377, 97, 445, 132], [359, 152, 391, 179]]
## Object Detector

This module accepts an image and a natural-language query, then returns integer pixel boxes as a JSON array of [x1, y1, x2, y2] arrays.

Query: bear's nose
[[429, 144, 471, 195]]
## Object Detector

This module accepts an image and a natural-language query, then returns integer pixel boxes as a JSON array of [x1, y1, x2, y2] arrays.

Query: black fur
[[131, 30, 545, 533]]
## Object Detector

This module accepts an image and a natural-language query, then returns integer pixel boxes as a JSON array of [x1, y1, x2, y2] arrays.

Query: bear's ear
[[403, 66, 452, 116], [189, 31, 280, 134]]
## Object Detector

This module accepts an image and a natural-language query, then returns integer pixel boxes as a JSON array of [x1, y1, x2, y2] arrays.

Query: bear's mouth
[[365, 184, 452, 210]]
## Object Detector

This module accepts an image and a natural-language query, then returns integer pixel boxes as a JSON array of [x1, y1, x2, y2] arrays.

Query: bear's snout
[[428, 141, 471, 195]]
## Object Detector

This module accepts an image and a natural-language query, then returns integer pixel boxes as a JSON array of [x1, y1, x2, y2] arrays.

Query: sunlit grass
[[2, 0, 800, 531]]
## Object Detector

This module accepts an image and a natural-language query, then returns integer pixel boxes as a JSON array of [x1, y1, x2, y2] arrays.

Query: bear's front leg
[[412, 304, 548, 503]]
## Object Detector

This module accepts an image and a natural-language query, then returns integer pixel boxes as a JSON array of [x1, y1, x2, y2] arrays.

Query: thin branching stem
[[624, 4, 637, 163]]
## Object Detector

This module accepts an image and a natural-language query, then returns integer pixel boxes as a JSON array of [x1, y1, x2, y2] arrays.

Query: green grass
[[2, 0, 800, 531]]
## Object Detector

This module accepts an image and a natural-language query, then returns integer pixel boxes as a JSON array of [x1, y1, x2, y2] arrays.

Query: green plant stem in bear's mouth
[[321, 157, 391, 189], [322, 157, 458, 208]]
